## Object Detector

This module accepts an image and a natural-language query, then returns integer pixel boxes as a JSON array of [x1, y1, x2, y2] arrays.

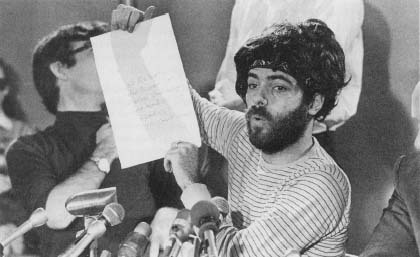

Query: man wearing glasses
[[6, 21, 178, 256]]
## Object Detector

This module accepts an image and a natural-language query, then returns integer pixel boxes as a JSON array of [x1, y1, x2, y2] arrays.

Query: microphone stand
[[197, 217, 219, 257], [89, 238, 98, 257], [61, 220, 106, 257], [85, 215, 98, 257], [201, 230, 217, 257], [190, 235, 201, 257]]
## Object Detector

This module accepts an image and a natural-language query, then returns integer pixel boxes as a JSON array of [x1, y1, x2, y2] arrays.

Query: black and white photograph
[[0, 0, 418, 256]]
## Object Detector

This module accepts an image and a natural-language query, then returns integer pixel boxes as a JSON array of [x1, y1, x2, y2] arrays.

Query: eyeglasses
[[69, 41, 92, 55]]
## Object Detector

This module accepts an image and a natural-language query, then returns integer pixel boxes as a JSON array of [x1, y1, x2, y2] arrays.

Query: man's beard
[[245, 102, 311, 154]]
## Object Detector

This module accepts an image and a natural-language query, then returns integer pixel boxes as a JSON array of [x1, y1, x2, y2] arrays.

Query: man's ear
[[49, 61, 68, 81], [308, 93, 324, 116]]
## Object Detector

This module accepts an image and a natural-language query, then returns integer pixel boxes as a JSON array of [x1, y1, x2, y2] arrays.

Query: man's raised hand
[[111, 4, 155, 32], [164, 141, 200, 191]]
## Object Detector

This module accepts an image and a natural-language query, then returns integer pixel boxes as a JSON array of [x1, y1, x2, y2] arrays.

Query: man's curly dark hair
[[234, 19, 349, 121], [32, 21, 109, 114]]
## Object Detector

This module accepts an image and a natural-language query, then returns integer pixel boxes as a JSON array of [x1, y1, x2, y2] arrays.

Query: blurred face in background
[[65, 41, 103, 100]]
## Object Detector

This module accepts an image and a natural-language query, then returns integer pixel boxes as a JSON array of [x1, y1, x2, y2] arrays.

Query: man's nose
[[253, 87, 268, 107]]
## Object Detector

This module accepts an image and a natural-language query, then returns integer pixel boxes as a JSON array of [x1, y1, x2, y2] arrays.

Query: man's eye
[[273, 85, 287, 92], [247, 83, 258, 89]]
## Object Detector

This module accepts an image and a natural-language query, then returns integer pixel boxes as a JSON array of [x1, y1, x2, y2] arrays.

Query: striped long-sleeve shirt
[[188, 88, 351, 257]]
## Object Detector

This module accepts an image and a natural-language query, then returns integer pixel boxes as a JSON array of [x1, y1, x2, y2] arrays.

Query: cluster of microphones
[[115, 195, 229, 257], [0, 187, 229, 257], [158, 196, 228, 257]]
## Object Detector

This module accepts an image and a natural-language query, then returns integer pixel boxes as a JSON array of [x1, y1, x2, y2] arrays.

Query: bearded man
[[112, 6, 351, 256]]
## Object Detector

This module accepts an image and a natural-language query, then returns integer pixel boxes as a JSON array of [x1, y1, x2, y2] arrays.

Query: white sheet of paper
[[90, 14, 201, 168]]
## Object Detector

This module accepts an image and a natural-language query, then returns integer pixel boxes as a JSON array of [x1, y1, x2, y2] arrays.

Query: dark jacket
[[361, 152, 420, 257]]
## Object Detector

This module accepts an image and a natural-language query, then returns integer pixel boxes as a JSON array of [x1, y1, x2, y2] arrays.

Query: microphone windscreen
[[102, 203, 125, 226], [172, 209, 191, 230], [65, 187, 117, 217], [191, 201, 220, 227], [211, 196, 229, 216], [118, 222, 150, 257], [29, 208, 48, 227], [100, 250, 112, 257], [134, 222, 152, 237], [171, 209, 193, 242]]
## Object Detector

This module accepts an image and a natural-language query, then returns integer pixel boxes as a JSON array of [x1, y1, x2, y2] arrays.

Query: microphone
[[162, 209, 194, 257], [191, 201, 220, 257], [117, 222, 151, 257], [65, 187, 117, 217], [211, 196, 229, 219], [0, 207, 47, 250], [100, 250, 112, 257], [61, 202, 125, 257]]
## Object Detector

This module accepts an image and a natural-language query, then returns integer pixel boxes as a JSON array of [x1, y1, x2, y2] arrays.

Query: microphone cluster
[[161, 208, 194, 257], [61, 187, 120, 257], [60, 202, 125, 257], [116, 196, 229, 257], [0, 187, 229, 257], [0, 187, 123, 257]]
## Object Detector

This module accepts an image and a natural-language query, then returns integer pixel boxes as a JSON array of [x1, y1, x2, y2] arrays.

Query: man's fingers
[[175, 141, 198, 154], [111, 4, 135, 31], [111, 9, 119, 30], [111, 4, 127, 30], [119, 6, 133, 30], [111, 5, 154, 32], [127, 9, 142, 32], [164, 141, 198, 172], [110, 0, 119, 9], [164, 149, 178, 173], [144, 6, 156, 20], [163, 157, 172, 173]]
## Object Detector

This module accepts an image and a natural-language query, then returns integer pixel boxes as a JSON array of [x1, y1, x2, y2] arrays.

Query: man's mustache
[[245, 105, 273, 121]]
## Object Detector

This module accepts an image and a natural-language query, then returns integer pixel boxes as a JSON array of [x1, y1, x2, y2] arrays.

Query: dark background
[[0, 0, 418, 254]]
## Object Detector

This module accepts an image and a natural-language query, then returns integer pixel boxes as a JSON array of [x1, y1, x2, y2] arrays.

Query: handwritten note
[[90, 14, 201, 168]]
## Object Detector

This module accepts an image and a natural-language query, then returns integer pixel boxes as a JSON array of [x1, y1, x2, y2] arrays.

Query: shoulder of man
[[297, 156, 350, 197], [394, 152, 420, 192], [6, 126, 55, 160]]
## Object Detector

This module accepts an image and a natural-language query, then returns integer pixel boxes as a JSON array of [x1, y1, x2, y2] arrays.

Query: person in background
[[360, 81, 420, 257], [112, 6, 351, 256], [0, 58, 34, 182], [209, 0, 364, 156], [6, 16, 182, 257], [0, 58, 35, 256]]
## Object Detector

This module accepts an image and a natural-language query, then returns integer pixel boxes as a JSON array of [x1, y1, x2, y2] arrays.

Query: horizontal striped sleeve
[[189, 86, 245, 158], [215, 171, 349, 257]]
